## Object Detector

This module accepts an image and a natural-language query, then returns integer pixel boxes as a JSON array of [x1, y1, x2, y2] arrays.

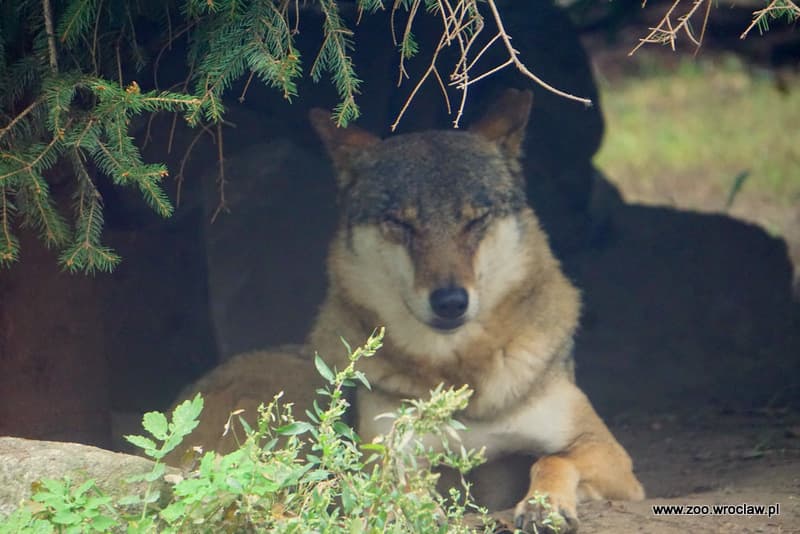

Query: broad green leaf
[[171, 394, 204, 435], [314, 354, 335, 383], [143, 462, 166, 482], [142, 411, 169, 440], [124, 434, 157, 452], [89, 515, 117, 531], [275, 421, 313, 436], [51, 510, 81, 525]]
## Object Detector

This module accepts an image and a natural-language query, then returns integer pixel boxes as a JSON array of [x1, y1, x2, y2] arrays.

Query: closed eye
[[381, 215, 416, 240], [464, 212, 491, 233]]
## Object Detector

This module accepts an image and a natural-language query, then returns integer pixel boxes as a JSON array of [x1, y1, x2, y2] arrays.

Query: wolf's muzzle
[[429, 286, 468, 331]]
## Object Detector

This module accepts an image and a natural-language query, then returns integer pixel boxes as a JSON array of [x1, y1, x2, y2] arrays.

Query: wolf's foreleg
[[513, 392, 645, 533]]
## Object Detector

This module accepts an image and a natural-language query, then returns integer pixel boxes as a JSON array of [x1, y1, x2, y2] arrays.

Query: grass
[[594, 54, 800, 206]]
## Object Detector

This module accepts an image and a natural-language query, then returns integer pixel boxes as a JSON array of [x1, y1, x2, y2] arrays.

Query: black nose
[[429, 286, 469, 319]]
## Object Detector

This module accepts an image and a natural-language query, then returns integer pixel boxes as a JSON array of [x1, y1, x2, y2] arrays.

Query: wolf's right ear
[[309, 109, 380, 187], [469, 89, 533, 159]]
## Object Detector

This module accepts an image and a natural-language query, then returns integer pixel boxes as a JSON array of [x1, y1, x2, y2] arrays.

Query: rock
[[0, 437, 170, 519]]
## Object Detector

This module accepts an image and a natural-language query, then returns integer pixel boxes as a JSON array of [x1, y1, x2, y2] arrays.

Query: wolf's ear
[[469, 89, 533, 159], [309, 109, 380, 186]]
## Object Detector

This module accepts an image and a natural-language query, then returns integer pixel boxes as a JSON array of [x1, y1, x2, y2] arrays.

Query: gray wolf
[[308, 88, 645, 532]]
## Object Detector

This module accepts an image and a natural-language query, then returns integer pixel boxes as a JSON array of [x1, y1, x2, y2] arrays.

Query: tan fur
[[309, 89, 644, 532], [164, 346, 324, 466]]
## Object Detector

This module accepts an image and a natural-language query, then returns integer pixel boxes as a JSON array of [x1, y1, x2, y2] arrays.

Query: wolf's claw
[[513, 498, 579, 533]]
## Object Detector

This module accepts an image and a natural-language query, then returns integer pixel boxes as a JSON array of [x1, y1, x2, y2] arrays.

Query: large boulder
[[0, 437, 170, 519]]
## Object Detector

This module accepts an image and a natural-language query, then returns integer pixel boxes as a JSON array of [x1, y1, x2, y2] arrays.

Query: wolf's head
[[311, 90, 549, 343]]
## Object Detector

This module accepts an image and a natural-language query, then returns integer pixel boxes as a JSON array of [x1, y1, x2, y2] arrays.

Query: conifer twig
[[42, 0, 60, 73], [741, 0, 800, 39], [0, 100, 41, 144], [0, 183, 16, 264], [0, 127, 66, 182]]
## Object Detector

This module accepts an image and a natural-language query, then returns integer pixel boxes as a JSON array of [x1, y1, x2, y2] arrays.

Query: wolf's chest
[[355, 377, 578, 458], [369, 338, 568, 420]]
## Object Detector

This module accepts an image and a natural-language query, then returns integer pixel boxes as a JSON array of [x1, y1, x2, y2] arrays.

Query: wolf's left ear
[[309, 109, 380, 181], [469, 89, 533, 159]]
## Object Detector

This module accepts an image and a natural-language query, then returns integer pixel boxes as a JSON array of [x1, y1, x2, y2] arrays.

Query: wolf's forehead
[[345, 131, 524, 218]]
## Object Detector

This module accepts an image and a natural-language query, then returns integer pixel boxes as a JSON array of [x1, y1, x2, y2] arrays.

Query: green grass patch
[[595, 54, 800, 205]]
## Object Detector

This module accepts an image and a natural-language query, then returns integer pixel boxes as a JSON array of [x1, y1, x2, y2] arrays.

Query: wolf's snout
[[429, 286, 469, 321]]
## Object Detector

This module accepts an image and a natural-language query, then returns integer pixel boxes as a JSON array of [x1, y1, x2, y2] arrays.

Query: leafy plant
[[1, 329, 497, 533]]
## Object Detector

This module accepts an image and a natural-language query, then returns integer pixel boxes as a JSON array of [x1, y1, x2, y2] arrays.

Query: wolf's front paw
[[513, 491, 578, 534]]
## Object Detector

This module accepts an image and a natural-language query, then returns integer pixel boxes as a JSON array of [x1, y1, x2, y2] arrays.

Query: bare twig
[[166, 53, 197, 154], [115, 36, 124, 85], [153, 21, 197, 90], [92, 0, 104, 75], [485, 0, 591, 106], [175, 123, 217, 207], [391, 33, 449, 131], [397, 0, 423, 85], [631, 0, 709, 55], [42, 0, 59, 73], [694, 0, 713, 56], [239, 71, 257, 103], [391, 0, 592, 130], [633, 0, 799, 54], [210, 122, 228, 223]]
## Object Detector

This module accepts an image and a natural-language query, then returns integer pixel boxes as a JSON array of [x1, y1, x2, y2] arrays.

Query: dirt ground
[[585, 412, 799, 533], [482, 410, 800, 533]]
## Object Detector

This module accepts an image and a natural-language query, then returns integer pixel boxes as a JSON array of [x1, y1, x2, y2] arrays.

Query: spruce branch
[[17, 170, 70, 247], [0, 183, 19, 266], [741, 0, 800, 39], [1, 56, 42, 111], [0, 100, 41, 145], [59, 151, 120, 273], [312, 0, 363, 126], [0, 131, 65, 183], [3, 0, 686, 273], [58, 0, 100, 48]]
